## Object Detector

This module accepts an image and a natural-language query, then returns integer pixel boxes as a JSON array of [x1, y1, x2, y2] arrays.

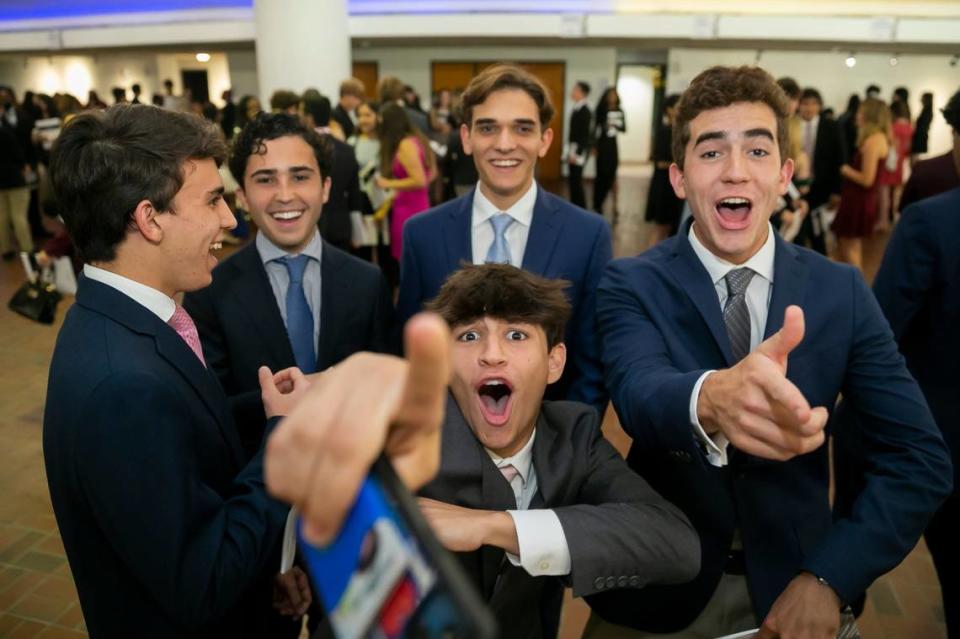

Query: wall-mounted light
[[195, 52, 211, 63], [845, 53, 857, 68], [889, 54, 899, 66]]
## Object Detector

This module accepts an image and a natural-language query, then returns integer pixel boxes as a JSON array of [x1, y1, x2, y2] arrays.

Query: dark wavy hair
[[228, 112, 333, 185], [49, 104, 226, 262]]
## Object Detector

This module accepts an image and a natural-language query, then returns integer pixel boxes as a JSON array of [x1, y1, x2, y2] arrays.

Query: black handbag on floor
[[8, 252, 61, 325]]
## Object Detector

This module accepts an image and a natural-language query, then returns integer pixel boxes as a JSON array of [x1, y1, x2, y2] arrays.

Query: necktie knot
[[485, 214, 514, 264], [168, 305, 206, 367], [499, 463, 520, 483], [724, 267, 756, 299], [281, 254, 310, 284]]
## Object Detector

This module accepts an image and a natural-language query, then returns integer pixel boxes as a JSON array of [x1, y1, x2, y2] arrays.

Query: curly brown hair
[[426, 263, 570, 349], [672, 66, 791, 168], [459, 64, 555, 128]]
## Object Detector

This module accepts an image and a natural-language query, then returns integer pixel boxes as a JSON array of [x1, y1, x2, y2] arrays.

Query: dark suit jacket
[[318, 136, 363, 250], [331, 104, 355, 140], [590, 222, 952, 631], [806, 116, 846, 209], [874, 187, 960, 480], [568, 104, 592, 160], [420, 397, 699, 639], [899, 151, 960, 211], [184, 240, 398, 459], [397, 187, 612, 412], [43, 277, 289, 638]]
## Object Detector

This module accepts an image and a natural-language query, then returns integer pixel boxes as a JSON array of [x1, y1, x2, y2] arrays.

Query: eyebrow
[[248, 165, 316, 178], [694, 127, 775, 147], [206, 186, 225, 197], [473, 118, 537, 126]]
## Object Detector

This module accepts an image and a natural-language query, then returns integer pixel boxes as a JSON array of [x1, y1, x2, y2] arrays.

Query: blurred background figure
[[592, 87, 626, 216], [644, 93, 683, 248]]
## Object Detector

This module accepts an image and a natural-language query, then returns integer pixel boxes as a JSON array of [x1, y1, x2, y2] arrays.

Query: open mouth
[[209, 241, 222, 251], [476, 378, 513, 426], [270, 209, 305, 223], [490, 159, 521, 170], [715, 197, 753, 230]]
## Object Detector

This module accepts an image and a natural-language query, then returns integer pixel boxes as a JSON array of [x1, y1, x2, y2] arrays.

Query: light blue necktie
[[485, 214, 514, 265], [279, 255, 316, 374]]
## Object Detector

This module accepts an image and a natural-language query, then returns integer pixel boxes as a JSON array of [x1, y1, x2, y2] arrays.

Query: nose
[[275, 175, 295, 202], [220, 199, 237, 230], [494, 127, 516, 153], [721, 149, 749, 183], [479, 335, 507, 367]]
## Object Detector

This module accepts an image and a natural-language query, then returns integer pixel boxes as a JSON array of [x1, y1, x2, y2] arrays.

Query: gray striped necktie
[[723, 267, 756, 362]]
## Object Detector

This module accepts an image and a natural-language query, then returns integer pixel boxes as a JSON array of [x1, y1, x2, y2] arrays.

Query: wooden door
[[351, 61, 379, 100], [432, 61, 565, 181]]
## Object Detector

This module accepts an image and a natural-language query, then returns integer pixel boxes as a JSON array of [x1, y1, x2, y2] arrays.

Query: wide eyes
[[455, 329, 528, 342], [506, 330, 528, 341], [457, 330, 480, 342]]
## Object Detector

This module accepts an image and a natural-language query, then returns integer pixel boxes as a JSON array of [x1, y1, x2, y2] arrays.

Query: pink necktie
[[168, 305, 206, 367], [499, 464, 519, 483]]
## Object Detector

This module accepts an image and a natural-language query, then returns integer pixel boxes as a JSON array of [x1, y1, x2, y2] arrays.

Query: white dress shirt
[[256, 230, 323, 348], [82, 264, 176, 322], [471, 182, 536, 268], [802, 115, 820, 167], [486, 429, 572, 577], [687, 223, 776, 466]]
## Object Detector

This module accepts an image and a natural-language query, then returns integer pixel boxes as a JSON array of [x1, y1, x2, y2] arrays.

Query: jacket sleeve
[[74, 373, 289, 631], [397, 222, 424, 326], [553, 411, 700, 597]]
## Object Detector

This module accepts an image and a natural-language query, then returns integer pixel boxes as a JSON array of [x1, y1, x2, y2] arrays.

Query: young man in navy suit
[[184, 114, 397, 460], [588, 66, 952, 639], [43, 105, 451, 638], [398, 64, 611, 414]]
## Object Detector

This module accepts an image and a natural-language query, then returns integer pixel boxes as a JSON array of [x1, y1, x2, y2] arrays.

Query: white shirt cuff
[[280, 507, 298, 574], [689, 370, 730, 467], [504, 509, 571, 577]]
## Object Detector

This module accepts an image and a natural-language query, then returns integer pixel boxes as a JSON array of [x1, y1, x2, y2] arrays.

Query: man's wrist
[[697, 373, 720, 435], [801, 571, 842, 608], [483, 511, 518, 554]]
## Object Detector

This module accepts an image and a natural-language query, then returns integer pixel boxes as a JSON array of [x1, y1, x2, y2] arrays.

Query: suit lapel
[[317, 241, 346, 369], [763, 235, 809, 340], [666, 223, 735, 365], [228, 244, 295, 367], [521, 188, 563, 275], [444, 193, 474, 270], [529, 414, 559, 508]]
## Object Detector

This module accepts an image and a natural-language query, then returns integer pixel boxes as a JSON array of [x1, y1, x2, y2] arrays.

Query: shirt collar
[[256, 228, 324, 265], [804, 115, 820, 129], [486, 428, 536, 485], [82, 264, 177, 322], [472, 181, 537, 228], [687, 222, 776, 287], [574, 99, 588, 110]]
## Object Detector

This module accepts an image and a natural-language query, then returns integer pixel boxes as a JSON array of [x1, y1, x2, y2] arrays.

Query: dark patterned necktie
[[723, 268, 756, 362]]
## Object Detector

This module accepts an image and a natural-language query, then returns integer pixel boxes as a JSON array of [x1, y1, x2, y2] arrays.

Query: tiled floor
[[0, 166, 946, 638]]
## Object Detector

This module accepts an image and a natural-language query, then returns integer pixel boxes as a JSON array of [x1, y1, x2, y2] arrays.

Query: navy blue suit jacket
[[184, 240, 398, 460], [588, 224, 952, 631], [873, 187, 960, 480], [43, 278, 289, 638], [397, 187, 611, 412]]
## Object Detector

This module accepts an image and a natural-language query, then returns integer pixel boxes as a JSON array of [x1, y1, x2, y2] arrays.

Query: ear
[[131, 199, 164, 244], [460, 122, 473, 155], [546, 342, 567, 385], [538, 127, 554, 158], [235, 187, 249, 212], [668, 163, 686, 199], [778, 157, 795, 195], [321, 176, 332, 205]]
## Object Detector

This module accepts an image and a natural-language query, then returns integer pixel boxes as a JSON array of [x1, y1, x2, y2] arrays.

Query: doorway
[[616, 65, 661, 164], [352, 61, 379, 100], [181, 69, 209, 104]]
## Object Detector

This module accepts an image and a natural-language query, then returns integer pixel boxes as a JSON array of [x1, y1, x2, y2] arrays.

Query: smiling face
[[154, 158, 236, 296], [461, 88, 553, 211], [669, 101, 793, 264], [237, 135, 330, 254], [357, 102, 377, 135], [449, 317, 565, 457]]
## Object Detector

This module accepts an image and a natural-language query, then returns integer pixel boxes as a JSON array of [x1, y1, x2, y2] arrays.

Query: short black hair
[[302, 95, 332, 127], [800, 88, 822, 104], [132, 83, 141, 93], [229, 112, 333, 185], [866, 84, 881, 96], [943, 88, 960, 132], [576, 81, 591, 96], [49, 104, 226, 263]]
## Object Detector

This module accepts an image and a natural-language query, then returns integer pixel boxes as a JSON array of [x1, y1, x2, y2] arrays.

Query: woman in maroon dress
[[832, 97, 891, 271]]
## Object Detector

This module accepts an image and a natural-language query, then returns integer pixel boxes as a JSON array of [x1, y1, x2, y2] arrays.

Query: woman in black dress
[[644, 93, 683, 248], [592, 87, 626, 215]]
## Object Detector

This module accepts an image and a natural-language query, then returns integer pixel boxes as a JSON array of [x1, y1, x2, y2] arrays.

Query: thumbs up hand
[[697, 305, 828, 461]]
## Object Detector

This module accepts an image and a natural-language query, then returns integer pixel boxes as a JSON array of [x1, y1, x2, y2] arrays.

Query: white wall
[[617, 65, 657, 163], [667, 48, 958, 157]]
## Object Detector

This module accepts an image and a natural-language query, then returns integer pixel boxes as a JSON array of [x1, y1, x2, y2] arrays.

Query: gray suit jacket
[[419, 396, 699, 639]]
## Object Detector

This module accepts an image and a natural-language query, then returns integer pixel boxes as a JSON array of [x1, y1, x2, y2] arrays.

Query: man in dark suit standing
[[300, 95, 363, 252], [869, 94, 960, 639], [418, 263, 699, 639], [397, 64, 611, 415], [795, 87, 845, 254], [331, 77, 364, 140], [43, 105, 296, 637], [184, 113, 396, 461], [567, 81, 592, 208], [588, 66, 951, 639], [899, 89, 960, 210]]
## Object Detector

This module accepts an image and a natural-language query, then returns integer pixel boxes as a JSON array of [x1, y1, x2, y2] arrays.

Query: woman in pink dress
[[875, 99, 914, 231], [833, 98, 890, 271], [376, 103, 436, 264]]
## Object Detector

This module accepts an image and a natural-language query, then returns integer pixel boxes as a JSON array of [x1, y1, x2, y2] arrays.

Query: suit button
[[605, 576, 616, 589], [539, 560, 550, 571], [679, 451, 692, 463], [629, 575, 640, 587], [617, 576, 628, 587], [594, 577, 606, 590]]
